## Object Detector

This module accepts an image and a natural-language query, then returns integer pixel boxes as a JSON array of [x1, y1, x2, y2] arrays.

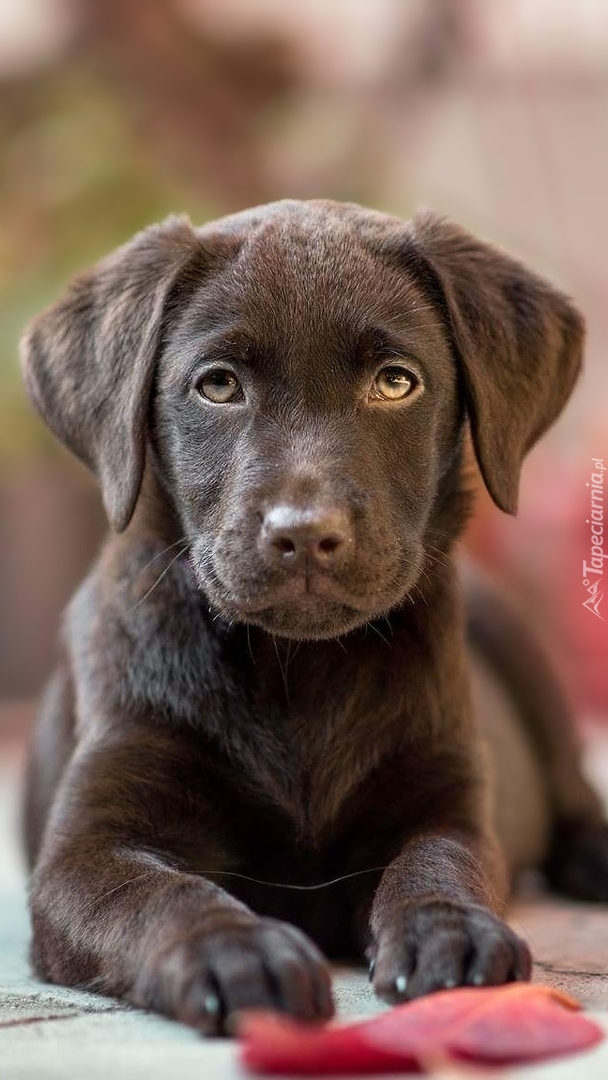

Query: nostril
[[273, 536, 296, 557], [318, 536, 342, 555]]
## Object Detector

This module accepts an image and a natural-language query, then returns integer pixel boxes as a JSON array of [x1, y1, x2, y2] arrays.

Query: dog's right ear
[[20, 217, 204, 532]]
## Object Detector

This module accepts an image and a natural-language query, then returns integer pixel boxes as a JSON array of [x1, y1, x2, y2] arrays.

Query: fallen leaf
[[240, 1010, 413, 1075], [239, 983, 603, 1075]]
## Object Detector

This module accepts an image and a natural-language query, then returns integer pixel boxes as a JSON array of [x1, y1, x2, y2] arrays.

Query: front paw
[[370, 900, 531, 1003], [131, 917, 335, 1035]]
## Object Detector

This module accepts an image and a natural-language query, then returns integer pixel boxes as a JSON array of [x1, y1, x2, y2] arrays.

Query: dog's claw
[[204, 992, 220, 1015]]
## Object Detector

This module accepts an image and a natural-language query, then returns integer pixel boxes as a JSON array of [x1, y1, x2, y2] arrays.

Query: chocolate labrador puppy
[[20, 200, 608, 1035]]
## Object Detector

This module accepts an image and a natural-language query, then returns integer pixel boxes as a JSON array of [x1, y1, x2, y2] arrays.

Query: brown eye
[[371, 365, 420, 402], [197, 369, 242, 404]]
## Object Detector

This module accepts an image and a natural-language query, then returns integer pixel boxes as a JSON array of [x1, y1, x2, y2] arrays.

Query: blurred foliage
[[0, 70, 216, 465], [0, 0, 304, 465]]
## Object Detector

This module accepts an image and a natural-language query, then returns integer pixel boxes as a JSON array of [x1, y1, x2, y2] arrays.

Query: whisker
[[246, 623, 256, 665], [82, 871, 160, 914], [366, 621, 392, 648], [191, 548, 214, 577], [192, 865, 389, 891], [82, 858, 393, 907], [423, 545, 451, 572], [272, 635, 290, 704], [407, 581, 429, 607], [131, 544, 190, 610], [134, 536, 189, 583]]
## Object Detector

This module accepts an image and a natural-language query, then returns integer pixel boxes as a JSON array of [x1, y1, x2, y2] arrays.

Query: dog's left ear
[[407, 212, 584, 514]]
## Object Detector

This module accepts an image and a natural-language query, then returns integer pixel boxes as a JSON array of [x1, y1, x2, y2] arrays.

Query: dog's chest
[[240, 647, 399, 842]]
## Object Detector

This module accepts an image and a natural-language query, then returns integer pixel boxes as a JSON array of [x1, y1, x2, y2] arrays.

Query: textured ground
[[3, 736, 608, 1079]]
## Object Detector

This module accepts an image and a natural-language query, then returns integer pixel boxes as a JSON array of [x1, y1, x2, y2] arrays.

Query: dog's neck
[[100, 451, 478, 842]]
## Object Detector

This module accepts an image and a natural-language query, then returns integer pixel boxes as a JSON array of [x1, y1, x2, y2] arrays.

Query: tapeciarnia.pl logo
[[582, 457, 606, 620]]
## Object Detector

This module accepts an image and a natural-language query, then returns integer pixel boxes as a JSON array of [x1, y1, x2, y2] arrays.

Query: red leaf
[[239, 1010, 417, 1075], [239, 984, 603, 1075]]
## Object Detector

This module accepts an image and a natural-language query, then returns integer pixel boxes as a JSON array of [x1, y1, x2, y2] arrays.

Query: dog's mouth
[[241, 599, 373, 640], [190, 550, 418, 641]]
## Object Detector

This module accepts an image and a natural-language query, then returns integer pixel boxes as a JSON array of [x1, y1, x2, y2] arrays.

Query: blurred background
[[1, 0, 607, 747]]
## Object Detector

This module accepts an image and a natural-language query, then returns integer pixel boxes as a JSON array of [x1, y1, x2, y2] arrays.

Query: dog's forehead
[[198, 200, 427, 326]]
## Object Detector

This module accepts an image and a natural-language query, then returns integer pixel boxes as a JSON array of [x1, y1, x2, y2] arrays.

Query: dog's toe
[[370, 899, 530, 1004], [131, 917, 334, 1035]]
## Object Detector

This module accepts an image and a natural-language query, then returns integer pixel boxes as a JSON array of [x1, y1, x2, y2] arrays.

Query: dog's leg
[[23, 662, 76, 869], [364, 826, 531, 1002], [465, 565, 608, 902], [29, 728, 334, 1033]]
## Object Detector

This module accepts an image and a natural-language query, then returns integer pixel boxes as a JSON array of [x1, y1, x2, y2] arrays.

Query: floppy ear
[[407, 212, 584, 514], [20, 216, 202, 531]]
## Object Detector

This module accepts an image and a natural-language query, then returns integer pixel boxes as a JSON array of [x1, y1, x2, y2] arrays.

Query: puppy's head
[[21, 201, 583, 639]]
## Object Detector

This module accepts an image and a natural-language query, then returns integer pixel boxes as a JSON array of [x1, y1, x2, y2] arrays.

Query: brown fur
[[19, 200, 608, 1034]]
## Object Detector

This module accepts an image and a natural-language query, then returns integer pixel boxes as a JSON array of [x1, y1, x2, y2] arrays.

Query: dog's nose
[[260, 505, 352, 569]]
